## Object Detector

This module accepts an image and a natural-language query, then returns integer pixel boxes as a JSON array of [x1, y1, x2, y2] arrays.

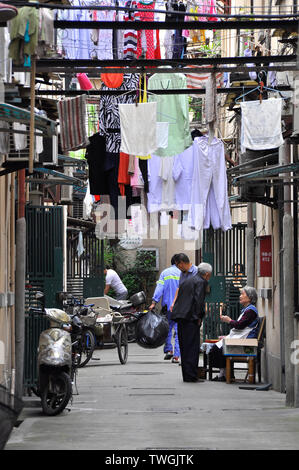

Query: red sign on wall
[[258, 235, 272, 277]]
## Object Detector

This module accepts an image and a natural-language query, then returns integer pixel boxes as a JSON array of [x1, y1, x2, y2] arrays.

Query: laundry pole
[[29, 56, 36, 174]]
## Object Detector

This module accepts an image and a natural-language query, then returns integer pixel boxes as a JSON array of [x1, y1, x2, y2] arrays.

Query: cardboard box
[[223, 338, 258, 356]]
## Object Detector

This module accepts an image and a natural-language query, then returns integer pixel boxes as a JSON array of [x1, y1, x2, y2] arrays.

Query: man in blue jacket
[[149, 254, 181, 363]]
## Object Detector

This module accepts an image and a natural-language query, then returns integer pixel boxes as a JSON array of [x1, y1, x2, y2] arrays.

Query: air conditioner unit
[[38, 135, 58, 166], [60, 184, 73, 202], [60, 166, 73, 202], [6, 124, 40, 162]]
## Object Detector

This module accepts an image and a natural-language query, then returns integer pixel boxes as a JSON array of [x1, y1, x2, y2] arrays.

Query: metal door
[[67, 231, 104, 301], [24, 206, 64, 388], [202, 223, 247, 340]]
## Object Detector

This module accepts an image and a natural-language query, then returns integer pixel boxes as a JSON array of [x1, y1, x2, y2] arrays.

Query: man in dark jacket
[[171, 262, 212, 383]]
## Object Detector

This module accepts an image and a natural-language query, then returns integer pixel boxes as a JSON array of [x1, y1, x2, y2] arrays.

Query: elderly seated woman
[[208, 286, 259, 382]]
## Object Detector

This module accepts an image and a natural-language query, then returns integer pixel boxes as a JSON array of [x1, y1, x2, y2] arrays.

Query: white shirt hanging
[[240, 97, 284, 150]]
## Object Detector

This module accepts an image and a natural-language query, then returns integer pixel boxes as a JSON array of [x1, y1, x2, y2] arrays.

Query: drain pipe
[[15, 217, 26, 399], [280, 141, 295, 406], [246, 203, 255, 287]]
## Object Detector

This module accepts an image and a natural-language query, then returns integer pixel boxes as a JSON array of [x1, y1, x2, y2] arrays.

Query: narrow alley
[[6, 343, 299, 451]]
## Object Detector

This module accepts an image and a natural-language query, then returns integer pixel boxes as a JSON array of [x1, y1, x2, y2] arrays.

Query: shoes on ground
[[212, 375, 226, 382], [184, 378, 205, 383], [171, 356, 180, 363], [164, 352, 173, 360]]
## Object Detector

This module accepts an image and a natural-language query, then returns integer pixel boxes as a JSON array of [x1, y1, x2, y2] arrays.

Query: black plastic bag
[[135, 310, 169, 349]]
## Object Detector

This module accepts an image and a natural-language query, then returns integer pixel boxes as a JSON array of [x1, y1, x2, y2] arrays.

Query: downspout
[[246, 203, 255, 287], [280, 142, 295, 406], [10, 173, 16, 395], [15, 145, 27, 399]]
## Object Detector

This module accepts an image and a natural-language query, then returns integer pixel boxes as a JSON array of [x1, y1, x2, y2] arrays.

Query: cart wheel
[[116, 324, 128, 365]]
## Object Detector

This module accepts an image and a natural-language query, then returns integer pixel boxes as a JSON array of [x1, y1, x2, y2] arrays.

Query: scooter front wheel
[[41, 371, 72, 416]]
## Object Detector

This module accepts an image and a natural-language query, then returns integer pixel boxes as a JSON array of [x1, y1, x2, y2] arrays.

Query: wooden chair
[[225, 316, 266, 384]]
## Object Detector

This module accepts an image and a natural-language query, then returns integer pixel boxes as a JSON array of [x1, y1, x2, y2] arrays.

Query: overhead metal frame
[[54, 19, 299, 32], [35, 85, 292, 96], [0, 103, 57, 137]]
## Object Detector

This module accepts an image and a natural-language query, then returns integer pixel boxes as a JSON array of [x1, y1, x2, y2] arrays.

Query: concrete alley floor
[[5, 342, 299, 450]]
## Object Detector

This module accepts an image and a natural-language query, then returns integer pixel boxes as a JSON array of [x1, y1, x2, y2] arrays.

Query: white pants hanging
[[188, 136, 232, 232]]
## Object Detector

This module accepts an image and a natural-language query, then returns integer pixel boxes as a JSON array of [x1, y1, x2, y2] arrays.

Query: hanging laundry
[[85, 133, 111, 195], [205, 72, 217, 124], [123, 0, 140, 59], [159, 156, 176, 210], [13, 123, 27, 151], [156, 122, 169, 149], [83, 181, 94, 219], [130, 156, 144, 192], [101, 70, 124, 89], [136, 0, 156, 59], [203, 184, 222, 230], [148, 73, 192, 157], [118, 152, 131, 196], [119, 102, 157, 156], [188, 136, 232, 232], [147, 154, 163, 213], [77, 232, 85, 257], [90, 0, 114, 60], [37, 7, 54, 58], [244, 48, 258, 81], [186, 65, 223, 97], [205, 72, 217, 142], [99, 73, 140, 155], [172, 1, 187, 60], [240, 98, 284, 151], [172, 145, 194, 210], [0, 28, 11, 82], [57, 94, 89, 152], [164, 0, 177, 59], [85, 133, 121, 217], [9, 6, 39, 66], [56, 4, 78, 59], [77, 73, 93, 91]]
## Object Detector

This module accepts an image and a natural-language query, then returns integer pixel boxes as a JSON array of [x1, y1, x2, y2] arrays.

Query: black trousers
[[208, 344, 226, 369], [177, 319, 200, 382]]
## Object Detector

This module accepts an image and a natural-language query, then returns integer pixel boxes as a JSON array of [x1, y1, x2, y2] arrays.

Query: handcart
[[85, 296, 134, 365]]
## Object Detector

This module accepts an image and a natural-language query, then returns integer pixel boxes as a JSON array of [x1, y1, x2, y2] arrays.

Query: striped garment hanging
[[57, 94, 89, 152], [186, 65, 223, 97]]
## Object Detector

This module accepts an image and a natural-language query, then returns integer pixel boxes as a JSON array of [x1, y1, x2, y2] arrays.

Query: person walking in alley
[[171, 262, 212, 383], [104, 266, 128, 300], [149, 254, 181, 363], [169, 253, 198, 313]]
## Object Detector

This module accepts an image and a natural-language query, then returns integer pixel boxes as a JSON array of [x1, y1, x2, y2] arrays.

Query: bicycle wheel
[[116, 324, 128, 365], [76, 329, 95, 368]]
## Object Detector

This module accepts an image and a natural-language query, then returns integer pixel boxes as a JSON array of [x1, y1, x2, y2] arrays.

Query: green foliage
[[103, 240, 115, 269], [103, 244, 157, 300], [122, 251, 157, 299]]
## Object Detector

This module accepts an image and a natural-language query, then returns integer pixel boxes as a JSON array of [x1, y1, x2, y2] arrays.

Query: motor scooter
[[32, 292, 75, 416]]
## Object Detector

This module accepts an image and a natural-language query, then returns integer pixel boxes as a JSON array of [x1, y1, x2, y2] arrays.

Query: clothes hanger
[[113, 89, 177, 123], [235, 72, 288, 103]]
